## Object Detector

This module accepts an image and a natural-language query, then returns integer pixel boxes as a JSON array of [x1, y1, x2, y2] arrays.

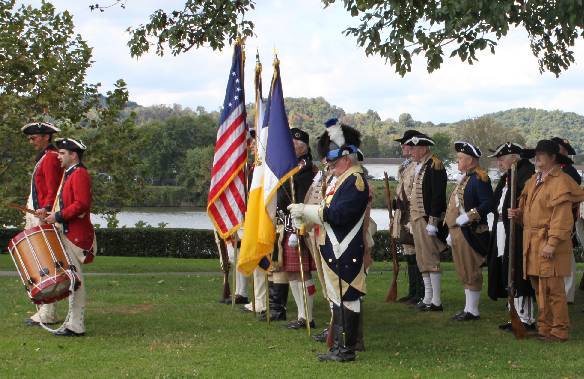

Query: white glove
[[292, 216, 304, 230], [287, 203, 323, 226], [456, 213, 470, 226], [426, 224, 438, 236], [446, 233, 452, 247], [288, 203, 304, 219]]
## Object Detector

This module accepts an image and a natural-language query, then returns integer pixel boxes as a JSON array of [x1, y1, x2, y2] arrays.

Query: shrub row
[[1, 228, 582, 263]]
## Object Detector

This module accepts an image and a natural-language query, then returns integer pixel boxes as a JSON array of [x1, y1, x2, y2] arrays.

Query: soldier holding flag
[[289, 118, 368, 362]]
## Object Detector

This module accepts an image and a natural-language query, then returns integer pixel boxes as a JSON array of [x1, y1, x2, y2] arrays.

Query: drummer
[[43, 138, 96, 337], [21, 122, 64, 327]]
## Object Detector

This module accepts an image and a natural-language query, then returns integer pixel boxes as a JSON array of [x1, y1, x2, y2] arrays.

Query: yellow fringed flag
[[238, 55, 300, 275]]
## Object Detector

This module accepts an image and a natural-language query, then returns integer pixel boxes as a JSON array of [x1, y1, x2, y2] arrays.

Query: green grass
[[0, 256, 583, 378], [0, 254, 221, 273]]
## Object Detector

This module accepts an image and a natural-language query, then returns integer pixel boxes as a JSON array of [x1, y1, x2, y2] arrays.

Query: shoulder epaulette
[[430, 155, 444, 170], [352, 172, 365, 192], [474, 167, 489, 182]]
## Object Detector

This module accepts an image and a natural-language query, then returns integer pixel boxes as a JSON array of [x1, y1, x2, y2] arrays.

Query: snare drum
[[8, 224, 80, 304]]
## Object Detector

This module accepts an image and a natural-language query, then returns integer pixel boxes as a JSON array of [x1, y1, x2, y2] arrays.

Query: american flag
[[207, 43, 248, 238]]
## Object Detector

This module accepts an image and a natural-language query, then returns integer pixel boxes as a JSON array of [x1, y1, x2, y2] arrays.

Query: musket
[[214, 231, 231, 303], [508, 163, 527, 339], [383, 172, 399, 303]]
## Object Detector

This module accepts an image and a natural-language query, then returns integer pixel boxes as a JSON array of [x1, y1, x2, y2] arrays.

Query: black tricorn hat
[[394, 129, 423, 144], [522, 139, 573, 165], [454, 141, 482, 158], [317, 118, 363, 161], [290, 127, 309, 145], [403, 132, 435, 146], [551, 137, 576, 156], [21, 122, 60, 135], [487, 142, 523, 158], [55, 138, 87, 153]]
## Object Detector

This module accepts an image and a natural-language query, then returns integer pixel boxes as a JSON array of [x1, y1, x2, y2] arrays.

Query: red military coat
[[32, 146, 63, 210], [54, 164, 95, 252]]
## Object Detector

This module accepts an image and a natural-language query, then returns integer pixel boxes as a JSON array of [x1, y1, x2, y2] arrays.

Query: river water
[[91, 207, 392, 230]]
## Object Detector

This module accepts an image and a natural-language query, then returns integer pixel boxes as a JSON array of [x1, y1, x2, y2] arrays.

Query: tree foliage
[[451, 116, 526, 167], [71, 80, 142, 219], [126, 0, 255, 57], [0, 0, 98, 226], [126, 0, 584, 76], [0, 1, 138, 227], [1, 0, 99, 119]]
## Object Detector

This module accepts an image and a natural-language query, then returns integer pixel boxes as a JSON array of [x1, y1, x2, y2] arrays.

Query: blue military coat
[[321, 165, 369, 302]]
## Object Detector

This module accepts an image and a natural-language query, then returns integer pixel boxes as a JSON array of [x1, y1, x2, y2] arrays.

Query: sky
[[21, 0, 584, 123]]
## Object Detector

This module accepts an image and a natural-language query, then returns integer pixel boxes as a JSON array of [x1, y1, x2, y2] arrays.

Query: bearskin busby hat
[[317, 118, 363, 162]]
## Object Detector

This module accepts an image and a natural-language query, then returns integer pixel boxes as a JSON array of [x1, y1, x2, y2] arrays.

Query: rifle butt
[[509, 299, 527, 339], [385, 281, 398, 303], [326, 318, 334, 348], [222, 272, 231, 300]]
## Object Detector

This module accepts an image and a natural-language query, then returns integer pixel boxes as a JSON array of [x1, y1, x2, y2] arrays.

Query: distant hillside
[[482, 108, 584, 151], [124, 98, 584, 157]]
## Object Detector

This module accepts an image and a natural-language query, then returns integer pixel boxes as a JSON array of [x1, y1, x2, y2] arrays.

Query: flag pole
[[231, 239, 238, 308], [265, 271, 271, 325], [231, 37, 247, 310], [290, 177, 311, 336], [250, 50, 263, 316]]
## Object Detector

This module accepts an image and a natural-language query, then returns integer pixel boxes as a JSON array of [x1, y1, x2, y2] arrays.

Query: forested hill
[[128, 98, 584, 156], [479, 108, 584, 150]]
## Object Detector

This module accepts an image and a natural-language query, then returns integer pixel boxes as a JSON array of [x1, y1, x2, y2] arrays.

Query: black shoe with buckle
[[240, 305, 253, 313], [406, 297, 420, 306], [53, 328, 85, 337], [24, 318, 58, 327], [287, 318, 316, 330], [498, 321, 513, 331], [415, 301, 430, 310], [421, 303, 443, 312], [452, 311, 480, 321], [398, 295, 413, 303], [313, 328, 329, 342]]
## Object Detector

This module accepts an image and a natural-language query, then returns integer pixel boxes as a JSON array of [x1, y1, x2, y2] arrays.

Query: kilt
[[282, 231, 316, 272]]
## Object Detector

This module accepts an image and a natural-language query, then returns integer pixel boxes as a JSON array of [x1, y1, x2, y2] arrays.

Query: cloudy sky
[[23, 0, 584, 123]]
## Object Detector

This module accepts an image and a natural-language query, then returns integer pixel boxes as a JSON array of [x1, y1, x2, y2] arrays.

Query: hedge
[[1, 228, 582, 262]]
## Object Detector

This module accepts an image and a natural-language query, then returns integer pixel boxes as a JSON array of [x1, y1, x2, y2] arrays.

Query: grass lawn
[[0, 255, 583, 378]]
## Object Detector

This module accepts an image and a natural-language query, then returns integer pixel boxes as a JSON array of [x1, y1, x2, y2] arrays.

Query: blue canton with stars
[[220, 44, 246, 124]]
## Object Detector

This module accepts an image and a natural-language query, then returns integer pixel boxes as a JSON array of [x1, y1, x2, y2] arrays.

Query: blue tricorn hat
[[455, 141, 482, 158]]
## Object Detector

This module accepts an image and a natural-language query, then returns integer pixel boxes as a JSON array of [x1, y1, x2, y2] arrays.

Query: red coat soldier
[[21, 122, 64, 328], [44, 138, 96, 337], [21, 122, 63, 227]]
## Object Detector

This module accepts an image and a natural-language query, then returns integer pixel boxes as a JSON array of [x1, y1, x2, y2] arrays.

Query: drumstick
[[6, 203, 37, 216]]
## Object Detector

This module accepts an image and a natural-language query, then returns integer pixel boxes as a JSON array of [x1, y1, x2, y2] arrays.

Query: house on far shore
[[361, 158, 584, 182], [361, 158, 403, 180]]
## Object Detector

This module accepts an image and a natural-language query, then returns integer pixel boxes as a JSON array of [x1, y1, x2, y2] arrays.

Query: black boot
[[410, 263, 424, 305], [259, 282, 288, 321], [318, 304, 357, 362], [399, 255, 417, 303]]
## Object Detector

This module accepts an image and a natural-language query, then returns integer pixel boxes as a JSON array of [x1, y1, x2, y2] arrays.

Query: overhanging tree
[[124, 0, 584, 76], [0, 0, 139, 227]]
